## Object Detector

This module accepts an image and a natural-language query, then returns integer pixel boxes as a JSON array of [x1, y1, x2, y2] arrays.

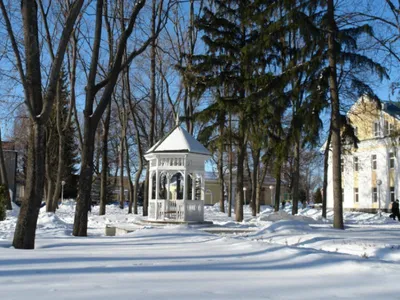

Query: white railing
[[148, 199, 204, 222]]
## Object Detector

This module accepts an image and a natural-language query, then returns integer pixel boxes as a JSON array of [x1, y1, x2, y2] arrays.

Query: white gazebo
[[144, 124, 211, 222]]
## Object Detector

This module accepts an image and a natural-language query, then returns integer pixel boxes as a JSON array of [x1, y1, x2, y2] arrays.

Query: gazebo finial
[[175, 113, 180, 126]]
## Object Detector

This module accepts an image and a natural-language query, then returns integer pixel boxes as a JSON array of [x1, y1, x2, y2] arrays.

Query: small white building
[[144, 125, 211, 222]]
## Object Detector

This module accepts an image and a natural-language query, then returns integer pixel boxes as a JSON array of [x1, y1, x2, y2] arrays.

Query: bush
[[0, 185, 6, 221]]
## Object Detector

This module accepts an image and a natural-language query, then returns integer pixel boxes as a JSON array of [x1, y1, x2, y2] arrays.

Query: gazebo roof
[[146, 125, 211, 156]]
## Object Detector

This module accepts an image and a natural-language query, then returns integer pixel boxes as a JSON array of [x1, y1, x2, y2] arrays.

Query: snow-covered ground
[[1, 201, 400, 299]]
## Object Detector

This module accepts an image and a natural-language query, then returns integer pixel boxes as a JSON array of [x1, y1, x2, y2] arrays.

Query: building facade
[[327, 96, 400, 212]]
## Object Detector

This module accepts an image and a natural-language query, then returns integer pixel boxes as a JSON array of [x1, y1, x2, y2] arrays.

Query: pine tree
[[191, 0, 259, 221]]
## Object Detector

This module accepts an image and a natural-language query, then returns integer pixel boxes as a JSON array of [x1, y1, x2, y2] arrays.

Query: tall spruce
[[192, 0, 262, 221]]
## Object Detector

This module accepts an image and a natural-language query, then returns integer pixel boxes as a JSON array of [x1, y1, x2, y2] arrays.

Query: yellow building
[[327, 96, 400, 212], [199, 172, 289, 206]]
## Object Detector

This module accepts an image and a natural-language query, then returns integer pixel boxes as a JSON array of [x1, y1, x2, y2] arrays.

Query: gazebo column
[[166, 174, 170, 201], [183, 171, 187, 201], [200, 173, 205, 201], [192, 173, 196, 200], [149, 171, 153, 201], [155, 169, 160, 200]]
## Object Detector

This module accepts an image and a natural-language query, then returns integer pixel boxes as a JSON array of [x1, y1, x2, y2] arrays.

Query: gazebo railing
[[148, 199, 204, 222]]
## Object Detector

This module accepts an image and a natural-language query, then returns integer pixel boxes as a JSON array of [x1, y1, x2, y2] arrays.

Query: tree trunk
[[218, 151, 225, 212], [145, 0, 157, 217], [0, 127, 12, 210], [251, 149, 260, 216], [45, 128, 55, 213], [149, 0, 156, 148], [327, 0, 344, 229], [99, 103, 111, 216], [218, 115, 225, 212], [45, 161, 54, 212], [228, 112, 233, 217], [73, 118, 96, 236], [13, 123, 46, 249], [257, 163, 268, 214], [51, 81, 64, 211], [51, 132, 64, 211], [322, 128, 332, 219], [292, 136, 300, 215], [235, 114, 245, 222], [119, 130, 125, 209], [274, 168, 281, 212], [125, 136, 134, 214]]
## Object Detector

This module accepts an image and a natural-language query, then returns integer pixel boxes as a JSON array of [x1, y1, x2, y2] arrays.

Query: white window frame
[[354, 156, 358, 172], [372, 154, 377, 170], [384, 120, 389, 136], [390, 186, 395, 203], [372, 187, 378, 203], [374, 121, 381, 137], [390, 152, 395, 169]]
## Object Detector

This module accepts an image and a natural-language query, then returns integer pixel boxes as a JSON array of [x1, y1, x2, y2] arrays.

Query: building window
[[341, 158, 344, 173], [390, 187, 395, 203], [372, 187, 378, 202], [384, 120, 389, 136], [354, 188, 359, 202], [390, 152, 395, 169], [354, 157, 358, 171], [385, 121, 394, 136], [374, 121, 380, 137], [372, 154, 377, 170]]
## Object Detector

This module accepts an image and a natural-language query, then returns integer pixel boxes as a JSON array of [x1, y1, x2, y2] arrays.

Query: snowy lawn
[[1, 202, 400, 299]]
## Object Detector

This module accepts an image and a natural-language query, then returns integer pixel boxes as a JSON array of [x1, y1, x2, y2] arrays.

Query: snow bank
[[258, 210, 317, 224]]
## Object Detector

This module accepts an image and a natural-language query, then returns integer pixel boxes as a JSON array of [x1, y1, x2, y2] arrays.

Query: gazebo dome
[[144, 125, 211, 223], [145, 125, 211, 156]]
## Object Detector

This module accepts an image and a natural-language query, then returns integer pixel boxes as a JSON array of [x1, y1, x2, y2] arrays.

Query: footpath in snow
[[1, 201, 400, 299]]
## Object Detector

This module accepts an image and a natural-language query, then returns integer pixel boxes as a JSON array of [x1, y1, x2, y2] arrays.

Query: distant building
[[1, 141, 18, 202], [91, 176, 132, 204], [327, 96, 400, 212], [202, 172, 290, 206]]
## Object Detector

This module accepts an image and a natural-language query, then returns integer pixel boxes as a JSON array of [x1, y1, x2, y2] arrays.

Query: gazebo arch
[[144, 124, 211, 222]]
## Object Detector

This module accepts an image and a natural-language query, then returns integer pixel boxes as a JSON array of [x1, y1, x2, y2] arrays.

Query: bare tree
[[73, 0, 169, 236], [0, 0, 84, 249]]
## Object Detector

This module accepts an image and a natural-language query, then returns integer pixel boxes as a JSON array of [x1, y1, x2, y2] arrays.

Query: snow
[[1, 202, 400, 299], [145, 125, 211, 155]]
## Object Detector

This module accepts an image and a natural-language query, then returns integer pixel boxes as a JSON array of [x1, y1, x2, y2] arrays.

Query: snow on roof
[[146, 125, 211, 156]]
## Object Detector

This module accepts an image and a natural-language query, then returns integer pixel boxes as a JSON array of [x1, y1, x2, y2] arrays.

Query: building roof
[[146, 125, 211, 156], [204, 171, 286, 186], [382, 101, 400, 119]]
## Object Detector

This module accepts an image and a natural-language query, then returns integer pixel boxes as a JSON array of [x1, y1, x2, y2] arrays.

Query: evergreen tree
[[191, 0, 257, 221]]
